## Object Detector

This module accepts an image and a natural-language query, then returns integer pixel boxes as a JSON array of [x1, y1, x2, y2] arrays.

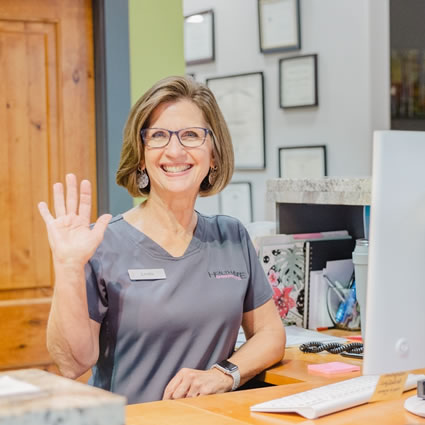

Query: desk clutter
[[254, 231, 363, 332], [250, 373, 425, 419], [0, 369, 125, 425], [299, 341, 363, 355], [307, 362, 361, 376]]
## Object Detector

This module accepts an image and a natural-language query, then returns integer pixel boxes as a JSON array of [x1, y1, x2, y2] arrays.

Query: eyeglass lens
[[142, 127, 208, 148]]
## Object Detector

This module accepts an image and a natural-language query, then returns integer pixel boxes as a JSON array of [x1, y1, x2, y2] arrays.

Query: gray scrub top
[[85, 212, 272, 404]]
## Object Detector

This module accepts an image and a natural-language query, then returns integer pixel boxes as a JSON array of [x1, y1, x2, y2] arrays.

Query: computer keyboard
[[250, 373, 425, 419]]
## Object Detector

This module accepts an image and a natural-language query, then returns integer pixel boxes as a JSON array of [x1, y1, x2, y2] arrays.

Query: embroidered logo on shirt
[[208, 270, 247, 280]]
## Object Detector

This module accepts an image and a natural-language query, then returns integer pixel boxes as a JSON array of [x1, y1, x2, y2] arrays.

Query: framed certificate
[[219, 182, 253, 224], [278, 145, 327, 178], [258, 0, 301, 53], [279, 54, 318, 108], [207, 72, 266, 170], [184, 10, 215, 65]]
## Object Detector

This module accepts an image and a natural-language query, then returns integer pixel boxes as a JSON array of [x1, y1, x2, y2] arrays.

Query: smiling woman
[[117, 76, 234, 198], [38, 75, 286, 404], [138, 99, 214, 201]]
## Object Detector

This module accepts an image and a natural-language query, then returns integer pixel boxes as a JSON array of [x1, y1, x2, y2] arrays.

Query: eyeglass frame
[[140, 127, 213, 149]]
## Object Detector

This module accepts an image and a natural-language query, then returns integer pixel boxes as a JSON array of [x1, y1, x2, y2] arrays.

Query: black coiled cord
[[299, 341, 363, 354]]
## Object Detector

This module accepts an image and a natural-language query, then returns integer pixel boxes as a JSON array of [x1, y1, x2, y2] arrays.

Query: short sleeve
[[85, 257, 108, 323], [239, 224, 273, 312]]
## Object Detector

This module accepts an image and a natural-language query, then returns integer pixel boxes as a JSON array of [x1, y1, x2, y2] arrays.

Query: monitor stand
[[404, 396, 425, 417]]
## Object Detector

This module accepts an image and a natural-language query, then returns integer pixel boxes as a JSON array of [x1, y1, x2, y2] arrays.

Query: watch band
[[211, 360, 240, 391]]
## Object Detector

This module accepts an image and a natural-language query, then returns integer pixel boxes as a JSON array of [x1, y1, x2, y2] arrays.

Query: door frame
[[93, 0, 133, 216]]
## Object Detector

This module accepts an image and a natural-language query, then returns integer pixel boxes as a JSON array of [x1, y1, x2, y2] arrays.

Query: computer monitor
[[363, 130, 425, 415]]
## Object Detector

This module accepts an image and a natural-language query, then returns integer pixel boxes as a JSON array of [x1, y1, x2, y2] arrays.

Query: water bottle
[[352, 239, 369, 340]]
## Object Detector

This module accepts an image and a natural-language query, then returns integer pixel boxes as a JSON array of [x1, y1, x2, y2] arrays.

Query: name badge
[[128, 269, 166, 281]]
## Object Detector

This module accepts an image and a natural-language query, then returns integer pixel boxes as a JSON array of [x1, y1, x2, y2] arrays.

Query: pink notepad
[[307, 362, 360, 376]]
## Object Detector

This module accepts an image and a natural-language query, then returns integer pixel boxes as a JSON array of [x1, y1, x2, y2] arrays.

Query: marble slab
[[0, 369, 126, 425], [266, 177, 371, 206]]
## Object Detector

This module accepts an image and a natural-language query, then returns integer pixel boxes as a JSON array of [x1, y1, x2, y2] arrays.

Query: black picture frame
[[278, 145, 327, 178], [206, 72, 266, 170], [219, 182, 253, 224], [258, 0, 301, 53], [279, 54, 318, 109], [184, 9, 215, 66]]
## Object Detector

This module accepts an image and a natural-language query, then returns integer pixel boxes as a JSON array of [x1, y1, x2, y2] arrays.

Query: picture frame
[[258, 0, 301, 53], [279, 54, 318, 109], [184, 10, 215, 65], [278, 145, 327, 178], [219, 182, 253, 224], [207, 72, 266, 170]]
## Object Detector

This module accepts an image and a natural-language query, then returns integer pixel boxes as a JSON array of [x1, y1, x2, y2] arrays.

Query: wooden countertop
[[127, 382, 425, 425], [126, 330, 425, 424]]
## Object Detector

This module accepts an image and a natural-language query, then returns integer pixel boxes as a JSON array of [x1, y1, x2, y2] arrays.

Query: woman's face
[[142, 99, 214, 199]]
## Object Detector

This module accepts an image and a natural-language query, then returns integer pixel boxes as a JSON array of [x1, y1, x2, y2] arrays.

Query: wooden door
[[0, 0, 97, 371]]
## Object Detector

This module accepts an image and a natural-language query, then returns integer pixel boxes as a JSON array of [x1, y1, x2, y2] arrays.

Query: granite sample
[[266, 177, 371, 206], [0, 369, 126, 425]]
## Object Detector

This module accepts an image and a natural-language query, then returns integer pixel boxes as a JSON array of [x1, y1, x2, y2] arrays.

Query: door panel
[[0, 0, 97, 371], [0, 20, 54, 291]]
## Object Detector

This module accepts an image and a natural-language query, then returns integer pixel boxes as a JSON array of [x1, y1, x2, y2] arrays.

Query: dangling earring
[[137, 167, 149, 191], [208, 166, 218, 186]]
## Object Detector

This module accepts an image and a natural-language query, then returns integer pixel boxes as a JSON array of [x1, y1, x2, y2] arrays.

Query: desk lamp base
[[404, 396, 425, 417]]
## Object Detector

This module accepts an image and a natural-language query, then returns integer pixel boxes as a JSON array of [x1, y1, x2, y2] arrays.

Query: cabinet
[[266, 178, 371, 240]]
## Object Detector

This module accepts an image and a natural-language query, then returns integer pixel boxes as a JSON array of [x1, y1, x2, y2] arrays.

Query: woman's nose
[[164, 132, 185, 154]]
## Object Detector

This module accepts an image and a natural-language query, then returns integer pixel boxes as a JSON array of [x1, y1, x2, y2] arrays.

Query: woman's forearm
[[47, 262, 99, 379], [228, 326, 286, 386]]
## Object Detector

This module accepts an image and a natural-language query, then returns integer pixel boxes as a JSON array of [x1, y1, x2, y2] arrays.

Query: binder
[[257, 233, 352, 328], [304, 238, 355, 328], [260, 238, 306, 327]]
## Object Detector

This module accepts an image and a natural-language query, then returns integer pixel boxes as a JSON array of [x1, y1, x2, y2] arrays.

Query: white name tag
[[128, 269, 166, 281]]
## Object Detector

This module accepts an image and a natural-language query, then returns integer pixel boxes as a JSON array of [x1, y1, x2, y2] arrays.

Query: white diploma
[[281, 55, 316, 107], [260, 0, 299, 49], [280, 147, 325, 178], [184, 12, 213, 63], [220, 183, 252, 224], [208, 74, 265, 169]]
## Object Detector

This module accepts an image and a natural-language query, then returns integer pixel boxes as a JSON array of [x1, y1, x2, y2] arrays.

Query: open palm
[[38, 174, 112, 267]]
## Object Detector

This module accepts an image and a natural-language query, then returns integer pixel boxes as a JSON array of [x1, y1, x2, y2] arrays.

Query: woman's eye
[[181, 130, 198, 139], [151, 131, 168, 138]]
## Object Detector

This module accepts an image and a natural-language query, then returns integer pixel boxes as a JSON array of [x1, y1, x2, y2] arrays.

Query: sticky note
[[369, 372, 408, 402], [307, 362, 361, 376]]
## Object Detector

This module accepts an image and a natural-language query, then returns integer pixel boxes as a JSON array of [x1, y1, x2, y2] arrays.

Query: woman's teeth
[[162, 165, 191, 173]]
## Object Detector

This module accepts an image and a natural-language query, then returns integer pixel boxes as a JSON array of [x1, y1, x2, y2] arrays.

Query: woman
[[38, 76, 285, 404]]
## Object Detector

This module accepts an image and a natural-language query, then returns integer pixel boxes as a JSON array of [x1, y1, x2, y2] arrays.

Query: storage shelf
[[266, 178, 371, 240]]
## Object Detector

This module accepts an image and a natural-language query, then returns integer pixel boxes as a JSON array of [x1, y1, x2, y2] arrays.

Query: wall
[[128, 0, 185, 104], [95, 0, 133, 216], [99, 0, 185, 214], [185, 0, 390, 222]]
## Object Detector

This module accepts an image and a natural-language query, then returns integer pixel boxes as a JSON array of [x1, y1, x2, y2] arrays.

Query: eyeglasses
[[140, 127, 212, 148]]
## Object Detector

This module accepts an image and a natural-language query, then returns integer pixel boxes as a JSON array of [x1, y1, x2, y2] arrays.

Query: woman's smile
[[161, 164, 192, 173]]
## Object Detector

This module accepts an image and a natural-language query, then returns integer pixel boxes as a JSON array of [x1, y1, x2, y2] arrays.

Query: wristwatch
[[211, 360, 240, 391]]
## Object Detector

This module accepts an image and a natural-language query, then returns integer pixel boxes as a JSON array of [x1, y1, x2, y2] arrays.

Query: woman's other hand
[[38, 173, 112, 267], [162, 367, 234, 400]]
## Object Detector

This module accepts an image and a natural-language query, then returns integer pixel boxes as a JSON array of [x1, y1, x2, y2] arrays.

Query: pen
[[316, 327, 335, 331]]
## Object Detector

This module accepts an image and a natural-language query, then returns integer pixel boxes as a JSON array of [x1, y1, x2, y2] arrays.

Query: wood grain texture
[[126, 335, 425, 424], [127, 358, 425, 425], [0, 301, 51, 369], [0, 0, 96, 371]]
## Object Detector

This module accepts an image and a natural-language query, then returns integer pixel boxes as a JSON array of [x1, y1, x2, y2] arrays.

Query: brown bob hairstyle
[[116, 75, 234, 198]]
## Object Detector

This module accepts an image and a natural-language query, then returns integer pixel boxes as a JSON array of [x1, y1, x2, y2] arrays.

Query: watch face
[[218, 360, 238, 372]]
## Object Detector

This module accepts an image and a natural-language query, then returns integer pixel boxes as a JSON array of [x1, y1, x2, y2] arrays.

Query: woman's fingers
[[91, 214, 112, 242], [78, 179, 92, 224], [38, 202, 54, 225], [53, 182, 66, 217], [65, 173, 78, 215]]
